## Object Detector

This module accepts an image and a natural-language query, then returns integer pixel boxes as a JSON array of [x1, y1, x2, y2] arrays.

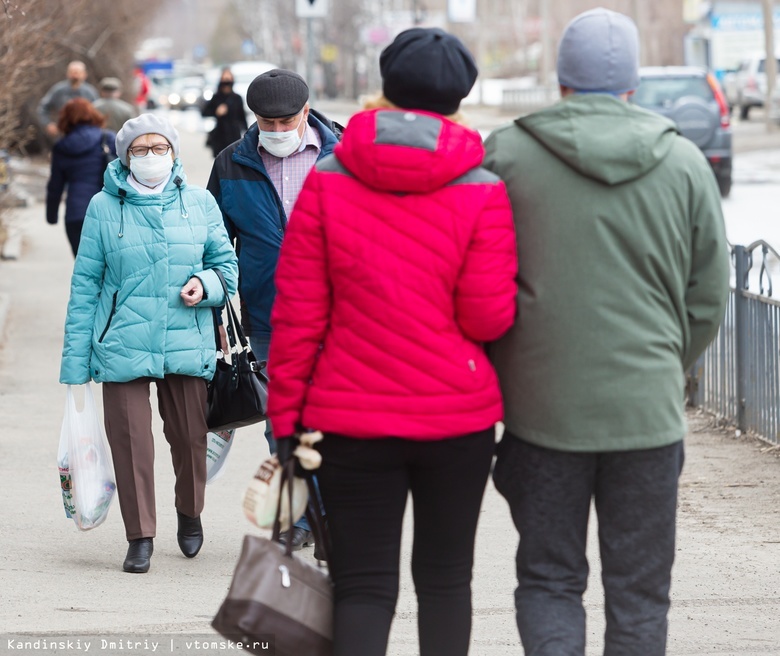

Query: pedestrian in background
[[132, 66, 151, 111], [37, 61, 98, 141], [201, 67, 248, 158], [266, 28, 517, 656], [59, 114, 238, 574], [94, 77, 138, 134], [206, 69, 339, 552], [45, 98, 116, 256], [483, 8, 730, 655]]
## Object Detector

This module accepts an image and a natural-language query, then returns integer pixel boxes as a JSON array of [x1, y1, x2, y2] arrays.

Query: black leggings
[[316, 428, 496, 656]]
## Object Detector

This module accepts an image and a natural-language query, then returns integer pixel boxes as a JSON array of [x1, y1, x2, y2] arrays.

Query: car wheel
[[717, 175, 732, 198], [740, 104, 750, 120]]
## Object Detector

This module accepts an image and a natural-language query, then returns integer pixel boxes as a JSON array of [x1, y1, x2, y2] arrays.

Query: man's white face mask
[[258, 114, 304, 158]]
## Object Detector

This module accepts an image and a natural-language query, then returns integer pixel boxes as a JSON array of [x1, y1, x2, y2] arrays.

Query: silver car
[[631, 66, 733, 198], [732, 52, 780, 120]]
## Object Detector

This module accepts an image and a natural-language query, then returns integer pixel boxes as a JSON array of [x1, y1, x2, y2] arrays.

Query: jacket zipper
[[98, 291, 118, 343]]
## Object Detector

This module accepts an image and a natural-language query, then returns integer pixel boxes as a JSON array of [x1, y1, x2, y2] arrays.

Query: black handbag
[[206, 270, 269, 432], [212, 460, 333, 656]]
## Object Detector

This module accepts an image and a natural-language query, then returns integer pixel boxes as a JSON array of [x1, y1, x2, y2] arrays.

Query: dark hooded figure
[[201, 67, 248, 157]]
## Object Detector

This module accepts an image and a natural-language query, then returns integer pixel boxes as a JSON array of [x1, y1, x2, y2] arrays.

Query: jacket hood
[[54, 124, 104, 157], [517, 94, 678, 186], [335, 109, 484, 193]]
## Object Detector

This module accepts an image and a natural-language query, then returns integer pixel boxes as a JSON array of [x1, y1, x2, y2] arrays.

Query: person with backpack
[[46, 98, 117, 256]]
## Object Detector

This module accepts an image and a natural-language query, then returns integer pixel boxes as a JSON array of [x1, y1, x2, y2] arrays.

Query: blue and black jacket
[[206, 114, 338, 338]]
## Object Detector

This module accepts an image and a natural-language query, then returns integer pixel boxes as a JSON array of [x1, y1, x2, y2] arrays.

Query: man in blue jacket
[[207, 69, 338, 551]]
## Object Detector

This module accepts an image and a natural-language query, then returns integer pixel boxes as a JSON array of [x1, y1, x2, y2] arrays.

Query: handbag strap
[[271, 458, 331, 564], [304, 474, 331, 563], [271, 458, 297, 557], [212, 268, 248, 352]]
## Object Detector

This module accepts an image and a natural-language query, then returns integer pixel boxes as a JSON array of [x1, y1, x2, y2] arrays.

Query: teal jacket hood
[[517, 94, 679, 186]]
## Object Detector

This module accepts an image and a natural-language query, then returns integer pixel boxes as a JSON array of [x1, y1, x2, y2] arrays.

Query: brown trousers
[[102, 375, 208, 541]]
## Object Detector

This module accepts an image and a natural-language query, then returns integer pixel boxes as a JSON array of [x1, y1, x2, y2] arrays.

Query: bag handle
[[212, 268, 248, 352], [304, 474, 331, 563], [271, 457, 331, 563]]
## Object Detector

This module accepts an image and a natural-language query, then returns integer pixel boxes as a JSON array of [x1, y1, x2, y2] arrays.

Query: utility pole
[[762, 0, 776, 131]]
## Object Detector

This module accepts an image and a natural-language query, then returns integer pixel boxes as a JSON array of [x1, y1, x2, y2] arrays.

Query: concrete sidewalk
[[0, 178, 779, 655]]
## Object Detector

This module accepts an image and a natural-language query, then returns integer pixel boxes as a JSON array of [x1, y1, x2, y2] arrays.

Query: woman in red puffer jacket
[[267, 27, 518, 656]]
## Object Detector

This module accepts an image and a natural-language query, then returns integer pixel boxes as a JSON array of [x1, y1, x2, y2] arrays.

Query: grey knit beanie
[[115, 113, 180, 166], [557, 8, 640, 94]]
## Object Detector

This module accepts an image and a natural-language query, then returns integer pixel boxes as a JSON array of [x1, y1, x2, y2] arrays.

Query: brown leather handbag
[[211, 460, 333, 656]]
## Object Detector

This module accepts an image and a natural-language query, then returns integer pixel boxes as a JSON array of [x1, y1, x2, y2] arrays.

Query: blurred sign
[[448, 0, 476, 23], [683, 0, 707, 24], [296, 0, 328, 18], [242, 39, 256, 56], [320, 44, 339, 63]]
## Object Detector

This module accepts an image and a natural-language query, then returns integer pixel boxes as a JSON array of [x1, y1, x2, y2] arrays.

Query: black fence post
[[733, 245, 749, 432]]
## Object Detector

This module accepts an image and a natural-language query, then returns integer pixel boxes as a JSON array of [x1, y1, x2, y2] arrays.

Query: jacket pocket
[[98, 291, 118, 343]]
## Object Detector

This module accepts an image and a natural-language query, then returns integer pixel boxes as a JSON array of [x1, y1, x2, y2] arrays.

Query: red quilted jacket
[[267, 108, 518, 440]]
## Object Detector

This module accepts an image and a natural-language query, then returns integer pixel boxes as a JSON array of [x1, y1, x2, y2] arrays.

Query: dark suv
[[631, 66, 732, 197]]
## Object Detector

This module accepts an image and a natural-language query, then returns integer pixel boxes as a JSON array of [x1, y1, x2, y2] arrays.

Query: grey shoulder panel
[[375, 111, 442, 151], [448, 167, 501, 186], [315, 154, 353, 177]]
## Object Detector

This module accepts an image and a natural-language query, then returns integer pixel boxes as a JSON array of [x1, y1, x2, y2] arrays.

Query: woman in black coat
[[202, 68, 248, 158], [46, 98, 116, 256]]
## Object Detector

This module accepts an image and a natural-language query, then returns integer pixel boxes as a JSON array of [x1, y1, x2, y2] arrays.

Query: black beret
[[380, 27, 478, 115], [247, 69, 309, 118]]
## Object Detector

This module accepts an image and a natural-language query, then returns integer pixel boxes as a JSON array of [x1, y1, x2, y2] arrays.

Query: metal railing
[[688, 241, 780, 445]]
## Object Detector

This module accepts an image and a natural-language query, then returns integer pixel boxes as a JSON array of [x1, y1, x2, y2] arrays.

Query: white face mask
[[258, 114, 304, 158], [129, 152, 173, 186]]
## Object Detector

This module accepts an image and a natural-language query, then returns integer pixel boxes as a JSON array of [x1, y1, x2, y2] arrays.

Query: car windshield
[[632, 76, 712, 108]]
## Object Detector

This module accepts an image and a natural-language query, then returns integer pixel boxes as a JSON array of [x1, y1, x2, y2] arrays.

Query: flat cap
[[247, 69, 309, 118], [99, 77, 122, 91]]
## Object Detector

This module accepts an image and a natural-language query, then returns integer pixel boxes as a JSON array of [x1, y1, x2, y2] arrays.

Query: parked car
[[165, 75, 208, 111], [631, 66, 733, 198], [731, 52, 780, 120]]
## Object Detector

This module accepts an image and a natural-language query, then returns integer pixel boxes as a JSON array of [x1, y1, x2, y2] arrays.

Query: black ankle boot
[[177, 511, 203, 558], [123, 538, 153, 573]]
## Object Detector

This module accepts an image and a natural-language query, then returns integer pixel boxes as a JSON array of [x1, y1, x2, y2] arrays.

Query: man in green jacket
[[483, 8, 730, 655]]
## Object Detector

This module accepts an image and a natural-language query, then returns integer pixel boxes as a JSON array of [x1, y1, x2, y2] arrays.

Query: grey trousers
[[102, 375, 208, 541], [492, 431, 684, 656]]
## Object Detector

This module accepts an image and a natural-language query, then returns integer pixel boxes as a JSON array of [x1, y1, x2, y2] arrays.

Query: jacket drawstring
[[174, 176, 189, 219], [117, 188, 126, 238]]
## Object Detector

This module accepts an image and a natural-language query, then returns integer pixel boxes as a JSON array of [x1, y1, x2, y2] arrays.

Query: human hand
[[274, 436, 299, 466], [218, 325, 228, 352], [45, 123, 59, 138], [215, 103, 228, 117], [180, 277, 204, 306]]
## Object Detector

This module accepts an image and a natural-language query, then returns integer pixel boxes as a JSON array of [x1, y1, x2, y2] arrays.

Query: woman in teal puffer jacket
[[60, 114, 238, 574]]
